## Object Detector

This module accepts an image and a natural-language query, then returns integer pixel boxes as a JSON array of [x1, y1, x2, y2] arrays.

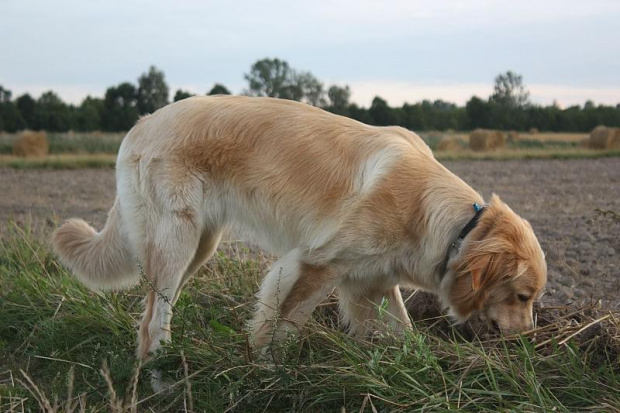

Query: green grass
[[0, 154, 116, 169], [1, 223, 619, 412]]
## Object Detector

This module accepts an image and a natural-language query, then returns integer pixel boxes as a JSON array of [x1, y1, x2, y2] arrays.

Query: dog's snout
[[490, 319, 500, 332]]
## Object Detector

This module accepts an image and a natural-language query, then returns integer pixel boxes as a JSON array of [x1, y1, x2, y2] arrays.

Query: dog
[[53, 95, 546, 366]]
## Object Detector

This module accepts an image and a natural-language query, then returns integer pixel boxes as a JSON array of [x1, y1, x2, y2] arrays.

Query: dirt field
[[1, 158, 618, 308]]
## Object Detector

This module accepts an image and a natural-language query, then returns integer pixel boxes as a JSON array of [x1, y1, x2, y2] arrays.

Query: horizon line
[[5, 81, 620, 109]]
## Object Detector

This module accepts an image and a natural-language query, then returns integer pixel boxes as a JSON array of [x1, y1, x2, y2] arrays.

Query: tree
[[369, 96, 400, 126], [0, 104, 25, 132], [34, 91, 72, 131], [207, 84, 231, 95], [102, 82, 139, 131], [136, 66, 169, 115], [327, 85, 351, 114], [244, 58, 293, 98], [16, 94, 36, 128], [465, 96, 492, 129], [0, 85, 12, 103], [243, 58, 325, 106], [0, 85, 26, 132], [401, 103, 426, 130], [174, 89, 194, 101], [429, 99, 460, 131], [490, 71, 530, 109], [75, 96, 104, 131], [347, 103, 373, 124], [294, 72, 325, 106]]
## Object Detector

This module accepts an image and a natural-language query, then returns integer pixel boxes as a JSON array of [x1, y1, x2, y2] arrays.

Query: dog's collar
[[438, 202, 487, 279]]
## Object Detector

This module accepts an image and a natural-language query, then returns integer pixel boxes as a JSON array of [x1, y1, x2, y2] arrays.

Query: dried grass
[[469, 129, 506, 151], [12, 131, 49, 158], [589, 126, 620, 150], [437, 137, 462, 151], [506, 130, 520, 143], [406, 290, 619, 366]]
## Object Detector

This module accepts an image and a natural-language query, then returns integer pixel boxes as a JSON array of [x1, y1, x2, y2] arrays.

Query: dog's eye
[[517, 294, 530, 302]]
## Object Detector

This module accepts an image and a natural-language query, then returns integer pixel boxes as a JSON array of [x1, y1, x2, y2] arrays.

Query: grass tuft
[[1, 222, 619, 411]]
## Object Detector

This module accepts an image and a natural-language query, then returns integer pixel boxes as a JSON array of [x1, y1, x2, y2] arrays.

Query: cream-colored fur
[[53, 96, 547, 371]]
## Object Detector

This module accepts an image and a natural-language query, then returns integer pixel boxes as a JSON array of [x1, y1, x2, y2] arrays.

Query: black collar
[[438, 203, 487, 279]]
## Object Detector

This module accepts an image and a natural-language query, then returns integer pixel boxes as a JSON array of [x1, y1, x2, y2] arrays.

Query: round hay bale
[[12, 131, 49, 157], [588, 126, 620, 150], [469, 129, 506, 151], [437, 137, 462, 151]]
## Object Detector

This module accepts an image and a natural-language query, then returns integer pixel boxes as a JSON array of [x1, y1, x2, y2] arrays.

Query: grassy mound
[[1, 224, 618, 412]]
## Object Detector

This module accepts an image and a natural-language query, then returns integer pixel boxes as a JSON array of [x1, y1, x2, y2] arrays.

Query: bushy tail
[[52, 198, 138, 291]]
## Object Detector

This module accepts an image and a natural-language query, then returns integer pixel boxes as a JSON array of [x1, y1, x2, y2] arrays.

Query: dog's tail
[[52, 198, 138, 291]]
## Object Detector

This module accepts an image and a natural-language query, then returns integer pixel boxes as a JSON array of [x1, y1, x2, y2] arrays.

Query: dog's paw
[[149, 369, 174, 394]]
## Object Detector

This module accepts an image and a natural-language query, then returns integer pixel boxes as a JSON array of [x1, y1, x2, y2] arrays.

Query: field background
[[0, 131, 592, 155], [1, 131, 619, 412], [2, 130, 619, 170]]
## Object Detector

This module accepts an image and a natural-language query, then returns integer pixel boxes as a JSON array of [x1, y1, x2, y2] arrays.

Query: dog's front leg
[[250, 249, 335, 348], [339, 283, 412, 338]]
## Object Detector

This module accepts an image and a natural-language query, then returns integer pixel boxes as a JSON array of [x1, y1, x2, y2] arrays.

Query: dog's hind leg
[[136, 211, 204, 392], [137, 214, 201, 361], [338, 283, 412, 338], [172, 229, 223, 305], [250, 250, 336, 348]]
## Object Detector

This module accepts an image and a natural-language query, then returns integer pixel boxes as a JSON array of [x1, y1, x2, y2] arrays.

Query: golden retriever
[[53, 95, 546, 371]]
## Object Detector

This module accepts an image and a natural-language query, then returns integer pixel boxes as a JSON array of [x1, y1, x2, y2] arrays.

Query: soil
[[1, 158, 618, 308]]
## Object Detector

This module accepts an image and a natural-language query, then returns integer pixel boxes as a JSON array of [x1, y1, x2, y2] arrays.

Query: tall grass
[[1, 223, 619, 412]]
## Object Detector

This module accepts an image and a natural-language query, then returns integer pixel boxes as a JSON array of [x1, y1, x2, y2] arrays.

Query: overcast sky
[[2, 0, 619, 107]]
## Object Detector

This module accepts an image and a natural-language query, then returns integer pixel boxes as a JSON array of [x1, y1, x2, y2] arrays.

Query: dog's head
[[447, 195, 546, 334]]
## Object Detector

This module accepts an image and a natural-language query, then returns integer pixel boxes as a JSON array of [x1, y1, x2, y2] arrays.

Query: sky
[[2, 0, 619, 108]]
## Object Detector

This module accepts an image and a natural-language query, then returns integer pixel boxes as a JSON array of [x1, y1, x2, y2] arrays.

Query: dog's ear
[[470, 258, 487, 291], [450, 251, 495, 319], [469, 253, 493, 291], [489, 193, 502, 205]]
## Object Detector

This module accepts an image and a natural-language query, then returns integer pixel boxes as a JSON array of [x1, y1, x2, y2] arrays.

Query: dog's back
[[116, 96, 437, 255]]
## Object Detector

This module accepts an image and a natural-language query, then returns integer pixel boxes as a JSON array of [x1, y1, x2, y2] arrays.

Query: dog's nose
[[490, 319, 500, 332]]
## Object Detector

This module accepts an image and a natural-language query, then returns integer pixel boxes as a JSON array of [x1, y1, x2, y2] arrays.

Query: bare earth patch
[[1, 157, 618, 307]]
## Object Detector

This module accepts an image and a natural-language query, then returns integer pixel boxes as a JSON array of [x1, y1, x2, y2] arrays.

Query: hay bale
[[469, 129, 506, 151], [588, 126, 620, 150], [437, 137, 462, 151], [12, 131, 49, 157]]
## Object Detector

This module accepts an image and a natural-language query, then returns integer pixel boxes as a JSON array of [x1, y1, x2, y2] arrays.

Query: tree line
[[1, 59, 619, 133]]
